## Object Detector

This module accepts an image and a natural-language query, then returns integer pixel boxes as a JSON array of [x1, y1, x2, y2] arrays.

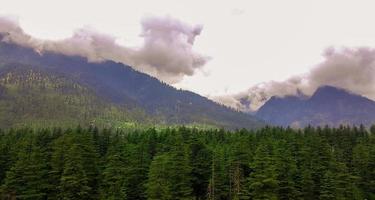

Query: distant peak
[[316, 85, 344, 91], [315, 85, 348, 93], [265, 95, 303, 104], [311, 85, 355, 99]]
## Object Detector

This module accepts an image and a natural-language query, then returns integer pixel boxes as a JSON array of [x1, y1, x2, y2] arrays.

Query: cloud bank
[[0, 15, 208, 84], [216, 47, 375, 112]]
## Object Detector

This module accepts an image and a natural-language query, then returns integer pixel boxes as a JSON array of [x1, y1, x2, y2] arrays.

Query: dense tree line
[[0, 125, 374, 199]]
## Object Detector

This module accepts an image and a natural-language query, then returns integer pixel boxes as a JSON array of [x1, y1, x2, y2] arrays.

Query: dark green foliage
[[59, 144, 92, 200], [99, 153, 127, 200], [188, 136, 212, 199], [146, 136, 193, 200], [0, 125, 374, 199], [1, 132, 50, 199], [246, 144, 278, 200], [146, 154, 173, 200]]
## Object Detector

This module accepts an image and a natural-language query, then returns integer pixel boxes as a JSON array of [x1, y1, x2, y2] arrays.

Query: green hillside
[[0, 63, 152, 128]]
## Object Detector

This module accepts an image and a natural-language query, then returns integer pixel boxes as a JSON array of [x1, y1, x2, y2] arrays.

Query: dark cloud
[[0, 15, 209, 84]]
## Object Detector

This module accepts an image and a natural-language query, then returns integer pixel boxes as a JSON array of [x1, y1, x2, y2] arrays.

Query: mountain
[[0, 41, 263, 129], [256, 85, 375, 127]]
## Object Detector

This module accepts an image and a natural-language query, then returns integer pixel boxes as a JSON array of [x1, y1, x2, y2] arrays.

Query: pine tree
[[123, 142, 150, 200], [75, 127, 100, 195], [169, 150, 193, 199], [49, 132, 71, 199], [146, 149, 193, 200], [189, 136, 212, 200], [246, 144, 278, 200], [0, 132, 12, 186], [367, 138, 375, 199], [59, 144, 92, 200], [99, 154, 127, 200], [274, 141, 298, 200], [300, 168, 315, 200], [208, 147, 230, 200], [146, 153, 173, 200], [319, 170, 336, 200], [229, 138, 253, 200], [352, 141, 370, 198], [1, 138, 49, 199]]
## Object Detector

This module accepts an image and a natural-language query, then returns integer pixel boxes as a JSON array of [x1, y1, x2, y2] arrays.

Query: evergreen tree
[[367, 138, 375, 199], [1, 138, 49, 199], [0, 132, 12, 186], [75, 127, 100, 195], [147, 149, 193, 200], [352, 140, 370, 198], [246, 144, 278, 200], [274, 141, 298, 200], [59, 144, 92, 200], [208, 147, 230, 200], [300, 168, 315, 200], [99, 154, 127, 200], [146, 153, 174, 200], [123, 143, 150, 200], [49, 132, 71, 199], [169, 150, 193, 199], [189, 136, 212, 200], [319, 170, 336, 200], [0, 125, 374, 199]]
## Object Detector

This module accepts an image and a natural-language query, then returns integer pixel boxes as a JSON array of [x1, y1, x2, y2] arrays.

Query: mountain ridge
[[256, 85, 375, 127], [0, 41, 264, 129]]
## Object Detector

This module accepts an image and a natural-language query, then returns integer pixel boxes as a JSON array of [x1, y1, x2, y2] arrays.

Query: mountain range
[[0, 41, 263, 129], [256, 85, 375, 127], [3, 39, 375, 129]]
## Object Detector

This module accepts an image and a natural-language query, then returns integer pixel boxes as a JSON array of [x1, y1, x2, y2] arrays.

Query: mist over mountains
[[2, 38, 375, 128], [218, 47, 375, 112], [2, 15, 375, 128], [256, 85, 375, 127], [0, 15, 208, 84]]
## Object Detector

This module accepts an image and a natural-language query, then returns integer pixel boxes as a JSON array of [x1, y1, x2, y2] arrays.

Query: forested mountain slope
[[0, 41, 263, 129], [0, 63, 151, 128]]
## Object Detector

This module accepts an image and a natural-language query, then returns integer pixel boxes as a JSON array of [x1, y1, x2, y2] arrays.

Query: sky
[[1, 0, 375, 110]]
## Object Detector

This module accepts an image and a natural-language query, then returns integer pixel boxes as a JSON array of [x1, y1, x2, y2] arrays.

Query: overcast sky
[[1, 0, 375, 99]]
